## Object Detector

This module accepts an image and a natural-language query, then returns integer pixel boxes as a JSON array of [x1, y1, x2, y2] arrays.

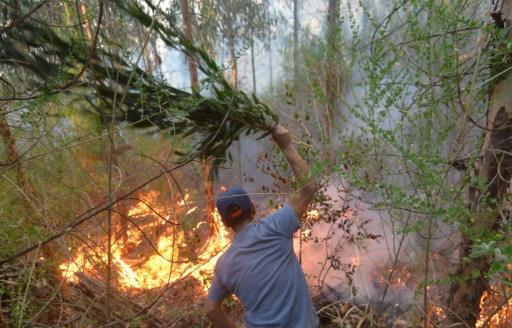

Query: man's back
[[208, 204, 319, 328]]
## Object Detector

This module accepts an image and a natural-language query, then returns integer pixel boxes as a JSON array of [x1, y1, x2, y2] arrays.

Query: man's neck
[[233, 219, 252, 233]]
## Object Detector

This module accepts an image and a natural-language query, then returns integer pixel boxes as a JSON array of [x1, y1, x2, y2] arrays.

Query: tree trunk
[[269, 40, 274, 96], [150, 36, 162, 76], [225, 0, 242, 184], [0, 104, 32, 196], [77, 2, 94, 43], [231, 36, 242, 185], [251, 38, 256, 94], [62, 1, 72, 26], [228, 35, 238, 90], [226, 0, 237, 90], [445, 2, 512, 325], [293, 0, 299, 90], [137, 24, 153, 73], [324, 0, 340, 140], [181, 0, 198, 89], [201, 163, 217, 235], [181, 0, 216, 230]]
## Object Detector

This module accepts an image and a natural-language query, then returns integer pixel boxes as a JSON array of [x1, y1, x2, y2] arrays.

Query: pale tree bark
[[77, 2, 94, 43], [444, 2, 512, 326], [230, 31, 242, 185], [138, 24, 153, 73], [132, 0, 161, 75], [181, 0, 198, 88], [269, 40, 274, 95], [228, 34, 238, 90], [324, 0, 340, 140], [226, 0, 237, 89], [181, 0, 216, 232], [62, 1, 73, 25], [0, 104, 33, 196], [225, 0, 242, 185], [251, 37, 256, 94], [150, 36, 162, 76], [293, 0, 299, 90]]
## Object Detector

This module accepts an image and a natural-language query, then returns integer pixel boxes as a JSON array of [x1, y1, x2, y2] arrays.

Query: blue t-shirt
[[207, 204, 319, 328]]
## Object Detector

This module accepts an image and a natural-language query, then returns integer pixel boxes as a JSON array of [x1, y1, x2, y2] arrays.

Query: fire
[[372, 264, 412, 289], [351, 256, 361, 267], [477, 286, 512, 328], [429, 304, 446, 322], [59, 190, 231, 292], [306, 209, 320, 221]]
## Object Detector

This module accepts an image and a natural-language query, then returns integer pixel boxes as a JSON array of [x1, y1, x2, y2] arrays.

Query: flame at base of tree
[[477, 281, 512, 328], [59, 190, 231, 292], [58, 190, 512, 326]]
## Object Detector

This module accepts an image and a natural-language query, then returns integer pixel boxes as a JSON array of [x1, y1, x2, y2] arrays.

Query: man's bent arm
[[204, 299, 237, 328], [272, 124, 318, 219]]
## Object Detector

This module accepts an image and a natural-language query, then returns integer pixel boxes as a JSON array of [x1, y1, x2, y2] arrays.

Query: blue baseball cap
[[216, 187, 253, 221]]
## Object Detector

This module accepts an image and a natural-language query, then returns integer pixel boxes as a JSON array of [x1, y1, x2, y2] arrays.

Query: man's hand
[[204, 299, 237, 328], [272, 124, 292, 150], [271, 124, 318, 220]]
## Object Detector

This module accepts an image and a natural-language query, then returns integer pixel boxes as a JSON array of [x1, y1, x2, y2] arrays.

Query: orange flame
[[477, 287, 512, 328], [351, 256, 361, 267], [372, 264, 412, 288], [59, 191, 231, 292]]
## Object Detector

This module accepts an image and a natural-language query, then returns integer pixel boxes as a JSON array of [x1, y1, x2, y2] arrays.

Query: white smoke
[[293, 180, 459, 318]]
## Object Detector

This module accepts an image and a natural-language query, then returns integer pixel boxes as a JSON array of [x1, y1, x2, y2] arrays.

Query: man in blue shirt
[[204, 125, 319, 328]]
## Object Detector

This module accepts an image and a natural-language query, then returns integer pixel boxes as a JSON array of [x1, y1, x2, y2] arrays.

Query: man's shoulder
[[259, 204, 295, 219], [255, 203, 299, 237], [215, 248, 229, 268], [257, 207, 280, 219], [253, 207, 280, 224], [214, 243, 237, 273]]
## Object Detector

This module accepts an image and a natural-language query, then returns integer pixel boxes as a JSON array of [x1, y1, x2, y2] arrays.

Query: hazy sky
[[158, 0, 334, 93], [156, 0, 380, 95]]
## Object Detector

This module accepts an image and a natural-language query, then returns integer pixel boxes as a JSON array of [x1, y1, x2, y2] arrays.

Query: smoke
[[293, 181, 459, 317]]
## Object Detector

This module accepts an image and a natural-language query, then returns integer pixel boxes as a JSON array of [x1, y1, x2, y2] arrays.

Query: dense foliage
[[1, 0, 512, 327]]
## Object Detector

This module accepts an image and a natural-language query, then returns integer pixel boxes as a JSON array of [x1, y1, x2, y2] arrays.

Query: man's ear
[[251, 204, 256, 215]]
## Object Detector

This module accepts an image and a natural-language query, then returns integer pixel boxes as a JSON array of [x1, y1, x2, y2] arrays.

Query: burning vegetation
[[3, 0, 512, 327], [59, 190, 231, 292], [476, 282, 512, 328]]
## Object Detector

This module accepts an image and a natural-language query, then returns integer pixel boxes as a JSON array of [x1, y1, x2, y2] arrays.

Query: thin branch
[[0, 102, 233, 267]]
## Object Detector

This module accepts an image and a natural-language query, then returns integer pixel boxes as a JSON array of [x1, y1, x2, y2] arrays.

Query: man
[[204, 124, 319, 328]]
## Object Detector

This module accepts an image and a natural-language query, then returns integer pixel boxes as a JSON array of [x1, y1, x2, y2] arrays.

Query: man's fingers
[[271, 123, 282, 132], [272, 124, 288, 135]]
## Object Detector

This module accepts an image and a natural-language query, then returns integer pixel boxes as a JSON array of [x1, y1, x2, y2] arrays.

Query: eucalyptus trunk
[[225, 0, 242, 184], [444, 2, 512, 326], [228, 34, 238, 90], [269, 40, 274, 95], [181, 0, 198, 88], [0, 104, 32, 196], [78, 2, 94, 43], [230, 30, 243, 185], [181, 0, 216, 230], [138, 23, 153, 73], [293, 0, 299, 90], [251, 38, 256, 94], [324, 0, 340, 140]]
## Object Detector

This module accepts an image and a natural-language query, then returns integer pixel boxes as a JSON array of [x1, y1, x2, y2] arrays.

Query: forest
[[1, 0, 512, 327]]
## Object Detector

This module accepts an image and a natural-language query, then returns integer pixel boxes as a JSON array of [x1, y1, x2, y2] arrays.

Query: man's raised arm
[[272, 124, 318, 219]]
